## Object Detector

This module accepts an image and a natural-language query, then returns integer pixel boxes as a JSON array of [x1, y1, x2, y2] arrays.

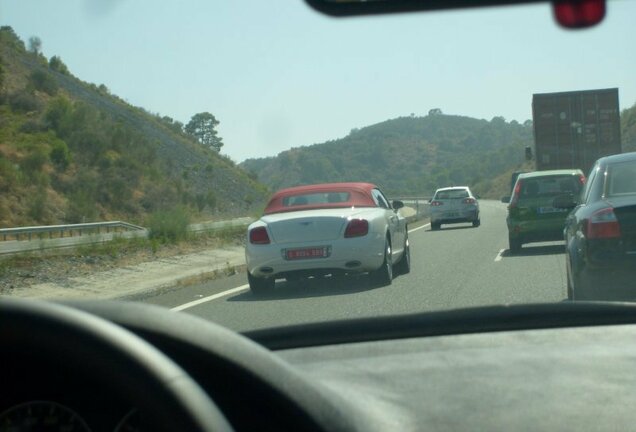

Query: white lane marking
[[173, 222, 430, 312], [494, 249, 505, 262], [171, 284, 249, 311], [408, 223, 430, 234]]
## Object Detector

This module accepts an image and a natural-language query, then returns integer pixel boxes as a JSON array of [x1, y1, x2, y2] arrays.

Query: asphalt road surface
[[140, 200, 568, 332]]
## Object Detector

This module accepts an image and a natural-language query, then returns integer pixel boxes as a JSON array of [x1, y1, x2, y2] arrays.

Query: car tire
[[370, 238, 393, 286], [248, 272, 275, 296], [395, 236, 410, 275], [472, 219, 480, 227], [431, 222, 440, 231], [508, 234, 521, 253]]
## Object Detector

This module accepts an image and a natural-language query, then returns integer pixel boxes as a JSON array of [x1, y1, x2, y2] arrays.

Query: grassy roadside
[[0, 225, 247, 293]]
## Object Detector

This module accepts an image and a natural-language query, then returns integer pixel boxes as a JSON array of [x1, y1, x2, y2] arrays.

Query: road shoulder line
[[171, 284, 249, 311]]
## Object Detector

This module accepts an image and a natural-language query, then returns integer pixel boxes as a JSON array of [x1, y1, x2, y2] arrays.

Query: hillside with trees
[[242, 111, 534, 198], [622, 102, 636, 153], [0, 27, 267, 227], [243, 101, 636, 200]]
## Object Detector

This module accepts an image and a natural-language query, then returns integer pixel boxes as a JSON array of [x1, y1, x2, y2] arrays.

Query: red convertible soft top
[[264, 182, 378, 215]]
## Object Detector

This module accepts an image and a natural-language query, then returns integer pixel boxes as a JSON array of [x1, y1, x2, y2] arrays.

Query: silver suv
[[430, 186, 480, 230]]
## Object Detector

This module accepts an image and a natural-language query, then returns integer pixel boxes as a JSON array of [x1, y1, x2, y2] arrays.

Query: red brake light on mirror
[[249, 226, 270, 244], [344, 218, 369, 238], [552, 0, 605, 29], [587, 208, 621, 239]]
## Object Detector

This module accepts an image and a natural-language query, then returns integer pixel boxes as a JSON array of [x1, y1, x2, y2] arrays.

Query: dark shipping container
[[532, 88, 621, 174]]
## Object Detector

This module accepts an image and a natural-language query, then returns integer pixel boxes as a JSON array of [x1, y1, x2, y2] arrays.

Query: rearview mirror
[[392, 200, 404, 210], [501, 196, 510, 204], [306, 0, 551, 16], [304, 0, 607, 29]]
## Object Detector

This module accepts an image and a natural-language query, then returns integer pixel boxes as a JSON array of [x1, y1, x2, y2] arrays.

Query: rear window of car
[[282, 192, 351, 207], [607, 161, 636, 197], [435, 189, 469, 199], [519, 175, 582, 199]]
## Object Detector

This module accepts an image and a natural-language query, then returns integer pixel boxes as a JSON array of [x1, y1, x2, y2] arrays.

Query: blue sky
[[1, 0, 635, 162]]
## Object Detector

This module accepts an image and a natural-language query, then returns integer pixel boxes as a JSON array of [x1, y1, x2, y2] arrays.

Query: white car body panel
[[246, 207, 406, 279]]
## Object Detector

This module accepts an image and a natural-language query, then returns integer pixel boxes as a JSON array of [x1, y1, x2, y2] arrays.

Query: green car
[[504, 169, 585, 253]]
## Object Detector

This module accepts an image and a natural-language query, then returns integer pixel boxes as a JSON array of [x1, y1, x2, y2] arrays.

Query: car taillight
[[509, 180, 523, 209], [587, 208, 621, 239], [249, 226, 270, 244], [430, 201, 443, 206], [344, 218, 369, 238], [463, 198, 476, 204], [579, 175, 586, 185]]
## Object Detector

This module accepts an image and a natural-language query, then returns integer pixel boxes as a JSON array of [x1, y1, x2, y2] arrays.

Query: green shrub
[[29, 70, 58, 95], [65, 190, 99, 223], [206, 191, 217, 210], [45, 96, 73, 136], [49, 140, 71, 170], [49, 56, 69, 75], [147, 207, 191, 244], [19, 119, 45, 134], [0, 26, 26, 52], [0, 158, 18, 192], [28, 185, 48, 222], [9, 90, 42, 113], [21, 148, 48, 178]]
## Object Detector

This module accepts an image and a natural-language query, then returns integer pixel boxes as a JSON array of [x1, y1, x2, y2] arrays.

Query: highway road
[[140, 200, 568, 332]]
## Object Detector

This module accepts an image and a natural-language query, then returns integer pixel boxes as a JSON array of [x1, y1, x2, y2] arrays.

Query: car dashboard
[[2, 300, 636, 432]]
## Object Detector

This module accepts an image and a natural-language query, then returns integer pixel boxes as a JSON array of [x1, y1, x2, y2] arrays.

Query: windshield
[[434, 189, 470, 200], [519, 176, 583, 198], [1, 0, 635, 331]]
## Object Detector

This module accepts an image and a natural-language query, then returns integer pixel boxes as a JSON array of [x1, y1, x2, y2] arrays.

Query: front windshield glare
[[0, 0, 635, 330]]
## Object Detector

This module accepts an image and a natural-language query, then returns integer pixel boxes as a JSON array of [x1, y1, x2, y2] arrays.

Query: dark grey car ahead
[[559, 152, 636, 300]]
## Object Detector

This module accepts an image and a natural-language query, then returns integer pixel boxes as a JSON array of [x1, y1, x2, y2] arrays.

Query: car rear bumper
[[507, 218, 565, 244], [246, 234, 386, 278], [573, 265, 636, 301], [431, 208, 479, 224]]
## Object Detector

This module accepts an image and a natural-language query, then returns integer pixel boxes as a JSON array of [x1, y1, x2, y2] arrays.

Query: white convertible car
[[245, 182, 410, 294]]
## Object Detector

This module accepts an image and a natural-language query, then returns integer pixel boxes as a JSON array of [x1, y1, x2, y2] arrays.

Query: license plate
[[537, 207, 566, 214], [285, 246, 330, 260], [446, 212, 459, 218]]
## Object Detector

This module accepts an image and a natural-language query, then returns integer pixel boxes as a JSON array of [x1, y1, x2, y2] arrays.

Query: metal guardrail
[[188, 217, 255, 233], [0, 218, 255, 255], [0, 198, 427, 255], [0, 221, 145, 241], [389, 197, 431, 221]]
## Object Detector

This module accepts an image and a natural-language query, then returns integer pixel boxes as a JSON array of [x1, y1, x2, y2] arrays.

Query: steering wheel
[[0, 299, 233, 432]]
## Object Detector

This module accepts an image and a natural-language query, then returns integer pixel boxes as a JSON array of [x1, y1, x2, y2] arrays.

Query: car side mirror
[[392, 200, 404, 210], [553, 194, 577, 209], [428, 198, 432, 203], [501, 196, 510, 203]]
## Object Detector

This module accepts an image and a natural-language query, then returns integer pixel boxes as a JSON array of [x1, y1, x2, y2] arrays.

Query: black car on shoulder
[[556, 152, 636, 300]]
